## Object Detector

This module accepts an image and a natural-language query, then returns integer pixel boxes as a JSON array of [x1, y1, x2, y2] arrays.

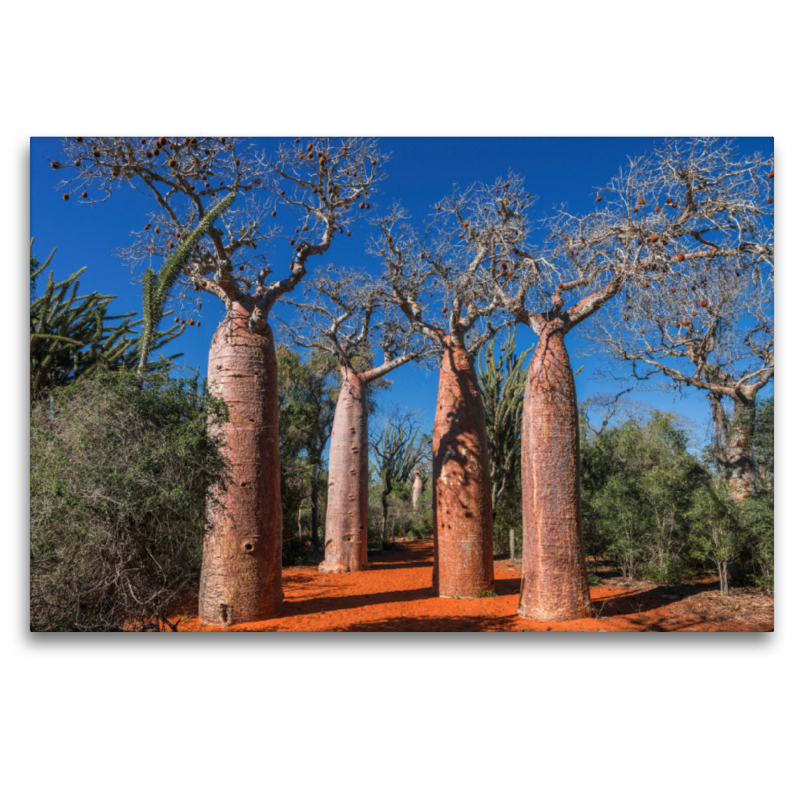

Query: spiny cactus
[[30, 239, 182, 398], [137, 189, 237, 374]]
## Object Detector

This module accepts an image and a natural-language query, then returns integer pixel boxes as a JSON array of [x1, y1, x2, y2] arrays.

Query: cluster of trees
[[580, 398, 773, 595], [32, 136, 773, 629]]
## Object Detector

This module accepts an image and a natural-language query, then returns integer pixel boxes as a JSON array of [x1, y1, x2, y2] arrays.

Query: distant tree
[[275, 346, 339, 552], [370, 407, 430, 545], [282, 268, 425, 572]]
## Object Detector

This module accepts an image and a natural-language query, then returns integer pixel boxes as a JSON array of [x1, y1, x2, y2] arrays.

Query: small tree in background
[[276, 346, 339, 554], [689, 480, 741, 595], [370, 407, 430, 545]]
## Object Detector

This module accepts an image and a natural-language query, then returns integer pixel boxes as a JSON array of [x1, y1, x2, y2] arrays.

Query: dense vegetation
[[30, 367, 228, 631]]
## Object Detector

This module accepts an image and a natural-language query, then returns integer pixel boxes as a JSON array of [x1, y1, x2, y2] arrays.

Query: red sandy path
[[170, 539, 773, 632]]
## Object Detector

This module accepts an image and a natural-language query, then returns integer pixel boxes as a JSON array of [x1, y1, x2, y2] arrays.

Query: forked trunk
[[199, 299, 283, 626], [518, 324, 592, 621], [412, 472, 424, 511], [319, 366, 369, 573], [432, 342, 494, 597]]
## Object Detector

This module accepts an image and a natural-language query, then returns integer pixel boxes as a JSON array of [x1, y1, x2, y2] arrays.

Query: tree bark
[[199, 298, 283, 626], [432, 341, 494, 597], [412, 472, 424, 511], [727, 395, 758, 499], [708, 390, 758, 498], [319, 365, 369, 573], [518, 323, 592, 621]]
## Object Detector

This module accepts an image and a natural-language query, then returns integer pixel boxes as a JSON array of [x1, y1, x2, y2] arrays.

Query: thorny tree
[[371, 192, 521, 597], [584, 141, 774, 499], [282, 267, 425, 572], [489, 139, 772, 621], [51, 136, 386, 625]]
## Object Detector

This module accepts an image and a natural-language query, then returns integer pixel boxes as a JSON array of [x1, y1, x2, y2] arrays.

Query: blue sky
[[30, 136, 773, 445]]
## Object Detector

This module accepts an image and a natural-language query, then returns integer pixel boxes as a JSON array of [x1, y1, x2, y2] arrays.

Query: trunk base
[[317, 561, 352, 574]]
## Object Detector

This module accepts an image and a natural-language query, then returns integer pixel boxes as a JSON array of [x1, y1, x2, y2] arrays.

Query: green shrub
[[30, 366, 229, 631]]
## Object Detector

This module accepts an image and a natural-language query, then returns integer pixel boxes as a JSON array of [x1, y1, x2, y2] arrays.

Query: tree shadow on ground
[[281, 585, 438, 617], [331, 613, 520, 632], [594, 581, 720, 618], [494, 577, 521, 597], [363, 560, 432, 571]]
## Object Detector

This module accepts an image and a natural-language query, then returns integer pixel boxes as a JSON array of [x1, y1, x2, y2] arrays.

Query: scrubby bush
[[580, 411, 709, 582], [30, 367, 228, 631]]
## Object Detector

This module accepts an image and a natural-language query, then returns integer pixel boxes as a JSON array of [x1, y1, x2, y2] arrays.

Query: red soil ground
[[170, 538, 774, 632]]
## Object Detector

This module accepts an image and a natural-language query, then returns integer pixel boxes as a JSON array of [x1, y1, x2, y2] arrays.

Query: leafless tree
[[483, 137, 772, 620], [50, 136, 387, 625], [581, 139, 774, 498], [280, 266, 427, 572], [369, 180, 527, 597], [369, 406, 430, 545]]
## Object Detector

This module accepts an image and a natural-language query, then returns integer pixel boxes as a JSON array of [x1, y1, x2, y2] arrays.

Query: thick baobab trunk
[[319, 366, 369, 573], [518, 324, 592, 622], [432, 342, 494, 597], [727, 396, 758, 499], [199, 299, 283, 626], [412, 472, 424, 511], [709, 391, 758, 498]]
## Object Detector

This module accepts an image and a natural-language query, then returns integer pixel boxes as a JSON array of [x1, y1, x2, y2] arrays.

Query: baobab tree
[[488, 139, 772, 621], [371, 195, 522, 597], [281, 267, 426, 572], [585, 171, 773, 499], [52, 136, 386, 625]]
